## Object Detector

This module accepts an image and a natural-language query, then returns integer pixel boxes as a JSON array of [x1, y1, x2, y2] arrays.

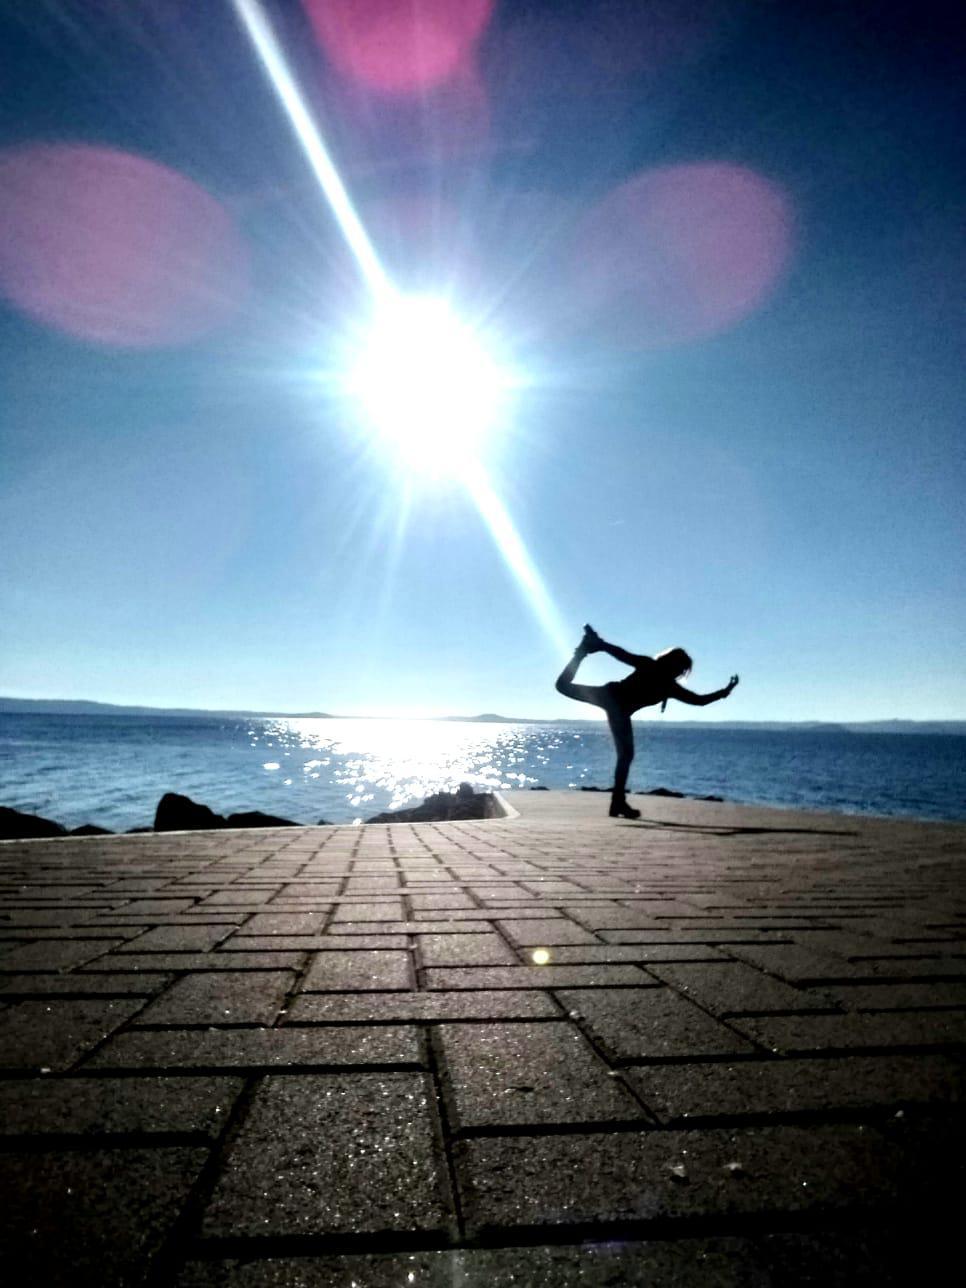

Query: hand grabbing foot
[[582, 624, 604, 654]]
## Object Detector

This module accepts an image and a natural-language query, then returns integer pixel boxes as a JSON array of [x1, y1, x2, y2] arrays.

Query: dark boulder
[[225, 810, 298, 829], [154, 793, 227, 832], [530, 785, 549, 791], [0, 806, 67, 840], [643, 787, 685, 798], [69, 824, 113, 836], [366, 787, 499, 825]]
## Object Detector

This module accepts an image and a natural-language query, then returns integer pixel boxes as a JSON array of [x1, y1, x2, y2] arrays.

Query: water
[[1, 713, 964, 831]]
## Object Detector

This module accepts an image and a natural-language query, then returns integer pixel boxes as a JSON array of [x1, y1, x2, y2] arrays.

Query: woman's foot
[[609, 796, 641, 820], [582, 624, 603, 654]]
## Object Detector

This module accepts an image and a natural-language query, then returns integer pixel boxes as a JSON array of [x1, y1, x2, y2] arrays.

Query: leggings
[[555, 657, 635, 798]]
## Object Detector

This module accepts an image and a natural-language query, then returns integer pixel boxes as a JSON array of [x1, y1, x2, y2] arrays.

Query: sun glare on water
[[347, 294, 511, 477]]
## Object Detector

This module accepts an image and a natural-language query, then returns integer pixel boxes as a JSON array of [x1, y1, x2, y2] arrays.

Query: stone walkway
[[1, 793, 964, 1284]]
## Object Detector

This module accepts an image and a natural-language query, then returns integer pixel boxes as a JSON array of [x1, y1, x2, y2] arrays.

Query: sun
[[346, 294, 511, 477]]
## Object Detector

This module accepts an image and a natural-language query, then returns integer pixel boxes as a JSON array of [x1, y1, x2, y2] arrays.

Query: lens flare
[[304, 0, 494, 96], [572, 162, 793, 347], [0, 143, 249, 348]]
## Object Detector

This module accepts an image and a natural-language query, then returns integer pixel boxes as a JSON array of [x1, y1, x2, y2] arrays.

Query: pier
[[1, 792, 963, 1283]]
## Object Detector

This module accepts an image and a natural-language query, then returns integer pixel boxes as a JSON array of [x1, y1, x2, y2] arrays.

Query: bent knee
[[555, 677, 572, 697]]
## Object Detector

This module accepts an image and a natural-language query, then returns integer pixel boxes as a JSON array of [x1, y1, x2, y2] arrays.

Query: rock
[[644, 787, 685, 798], [69, 824, 113, 836], [153, 793, 227, 832], [530, 785, 549, 791], [365, 788, 499, 825], [700, 794, 725, 802], [225, 811, 298, 829], [316, 819, 330, 826], [0, 806, 67, 840], [579, 786, 611, 792], [456, 782, 474, 800]]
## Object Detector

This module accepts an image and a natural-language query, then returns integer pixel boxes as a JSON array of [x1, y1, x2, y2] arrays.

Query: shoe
[[582, 624, 603, 654], [609, 798, 641, 820]]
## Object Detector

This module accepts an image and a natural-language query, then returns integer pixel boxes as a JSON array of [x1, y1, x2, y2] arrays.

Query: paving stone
[[119, 924, 234, 952], [556, 987, 759, 1062], [425, 965, 648, 989], [600, 929, 796, 944], [84, 1025, 423, 1071], [438, 1021, 647, 1129], [726, 944, 868, 983], [418, 933, 518, 967], [238, 912, 329, 935], [646, 961, 837, 1016], [625, 1053, 965, 1124], [0, 1075, 243, 1137], [732, 1011, 966, 1053], [0, 938, 123, 971], [0, 909, 93, 927], [532, 944, 729, 964], [330, 900, 406, 922], [846, 955, 966, 980], [202, 1073, 453, 1237], [120, 899, 200, 914], [496, 918, 600, 946], [0, 997, 144, 1070], [226, 934, 410, 951], [408, 892, 477, 910], [455, 1123, 904, 1233], [173, 1237, 780, 1286], [285, 990, 559, 1023], [134, 970, 295, 1025], [0, 972, 171, 997], [198, 891, 278, 906], [301, 949, 412, 991], [0, 1147, 208, 1285], [414, 908, 565, 921], [81, 951, 306, 972], [824, 981, 966, 1010]]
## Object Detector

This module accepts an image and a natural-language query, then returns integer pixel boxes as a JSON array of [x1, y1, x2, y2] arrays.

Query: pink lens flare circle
[[0, 143, 250, 348], [572, 162, 794, 348], [305, 0, 494, 95]]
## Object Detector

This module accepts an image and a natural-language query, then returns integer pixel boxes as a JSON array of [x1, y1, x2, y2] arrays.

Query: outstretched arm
[[670, 675, 740, 707]]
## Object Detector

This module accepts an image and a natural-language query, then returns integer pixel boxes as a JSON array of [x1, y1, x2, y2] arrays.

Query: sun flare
[[347, 295, 510, 476]]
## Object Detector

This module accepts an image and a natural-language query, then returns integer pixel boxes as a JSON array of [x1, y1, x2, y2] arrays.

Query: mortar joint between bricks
[[142, 1071, 267, 1288], [424, 1023, 468, 1239]]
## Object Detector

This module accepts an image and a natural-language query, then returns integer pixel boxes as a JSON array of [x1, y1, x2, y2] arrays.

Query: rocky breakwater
[[365, 782, 500, 824], [0, 784, 499, 839]]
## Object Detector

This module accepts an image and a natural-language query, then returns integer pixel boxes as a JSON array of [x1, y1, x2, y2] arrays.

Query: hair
[[655, 646, 693, 679]]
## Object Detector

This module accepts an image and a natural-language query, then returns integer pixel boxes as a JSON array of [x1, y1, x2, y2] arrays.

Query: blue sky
[[1, 1, 963, 721]]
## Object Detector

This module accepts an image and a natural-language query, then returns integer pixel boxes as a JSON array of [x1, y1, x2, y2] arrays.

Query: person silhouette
[[555, 624, 739, 819]]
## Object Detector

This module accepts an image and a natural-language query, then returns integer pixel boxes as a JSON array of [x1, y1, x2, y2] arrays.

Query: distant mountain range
[[1, 697, 964, 734], [0, 698, 332, 720]]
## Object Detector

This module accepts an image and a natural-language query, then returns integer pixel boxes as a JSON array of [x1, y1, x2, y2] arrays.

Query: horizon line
[[1, 696, 964, 729]]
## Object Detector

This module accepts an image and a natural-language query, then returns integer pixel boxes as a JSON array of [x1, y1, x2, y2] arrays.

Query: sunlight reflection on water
[[258, 717, 565, 811]]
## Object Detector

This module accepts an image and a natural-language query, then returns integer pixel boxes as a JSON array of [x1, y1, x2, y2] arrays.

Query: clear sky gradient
[[1, 1, 963, 721]]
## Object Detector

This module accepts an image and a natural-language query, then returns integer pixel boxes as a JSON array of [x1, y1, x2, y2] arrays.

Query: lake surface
[[2, 713, 964, 831]]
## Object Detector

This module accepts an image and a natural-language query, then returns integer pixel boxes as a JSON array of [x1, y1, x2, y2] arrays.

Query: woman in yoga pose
[[555, 625, 739, 819]]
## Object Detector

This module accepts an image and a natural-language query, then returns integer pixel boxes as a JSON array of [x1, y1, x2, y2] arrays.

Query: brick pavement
[[0, 792, 964, 1284]]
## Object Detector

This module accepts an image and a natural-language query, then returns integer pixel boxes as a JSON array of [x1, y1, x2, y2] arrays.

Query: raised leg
[[555, 633, 607, 707]]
